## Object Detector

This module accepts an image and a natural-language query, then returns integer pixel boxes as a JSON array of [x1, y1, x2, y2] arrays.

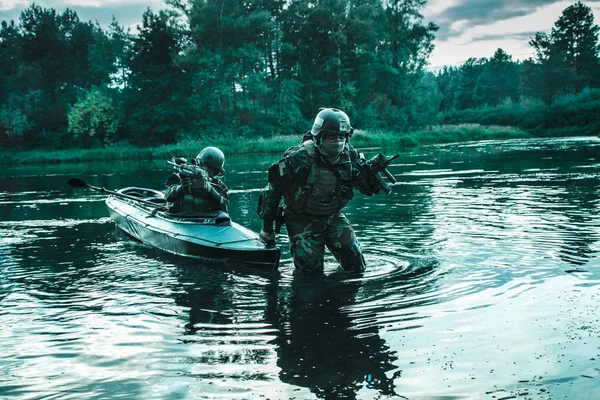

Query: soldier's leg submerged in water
[[285, 213, 326, 275], [330, 242, 365, 273], [325, 213, 366, 273]]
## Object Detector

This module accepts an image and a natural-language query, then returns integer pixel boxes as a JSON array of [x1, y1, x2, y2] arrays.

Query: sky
[[423, 0, 600, 68], [1, 0, 600, 69]]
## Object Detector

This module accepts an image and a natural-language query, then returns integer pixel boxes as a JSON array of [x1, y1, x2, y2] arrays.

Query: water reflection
[[269, 275, 400, 398], [175, 266, 234, 334], [170, 261, 406, 398], [554, 177, 599, 267], [169, 262, 281, 392]]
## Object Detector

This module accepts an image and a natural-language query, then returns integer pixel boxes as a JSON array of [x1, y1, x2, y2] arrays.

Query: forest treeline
[[0, 0, 599, 150]]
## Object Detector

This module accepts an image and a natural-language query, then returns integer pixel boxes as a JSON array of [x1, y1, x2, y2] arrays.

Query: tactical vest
[[179, 177, 226, 213], [181, 193, 210, 212], [285, 141, 354, 216]]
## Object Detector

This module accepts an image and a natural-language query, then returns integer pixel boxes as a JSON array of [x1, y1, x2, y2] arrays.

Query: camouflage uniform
[[165, 172, 229, 214], [258, 139, 371, 274]]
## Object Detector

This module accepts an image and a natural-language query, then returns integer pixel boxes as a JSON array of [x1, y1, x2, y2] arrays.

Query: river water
[[1, 136, 599, 399]]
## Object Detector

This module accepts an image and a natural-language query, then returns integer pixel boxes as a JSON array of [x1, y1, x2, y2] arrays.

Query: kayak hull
[[105, 187, 280, 268]]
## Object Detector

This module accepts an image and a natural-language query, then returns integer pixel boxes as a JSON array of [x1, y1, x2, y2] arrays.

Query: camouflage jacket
[[164, 172, 229, 213], [258, 139, 367, 221]]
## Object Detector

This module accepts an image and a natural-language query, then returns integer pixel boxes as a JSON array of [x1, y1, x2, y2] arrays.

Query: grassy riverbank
[[0, 124, 536, 165]]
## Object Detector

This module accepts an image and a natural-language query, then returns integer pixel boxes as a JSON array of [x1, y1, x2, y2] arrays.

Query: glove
[[180, 176, 192, 193], [190, 173, 211, 193], [371, 182, 381, 195], [259, 229, 276, 247], [355, 178, 374, 196], [259, 219, 275, 247]]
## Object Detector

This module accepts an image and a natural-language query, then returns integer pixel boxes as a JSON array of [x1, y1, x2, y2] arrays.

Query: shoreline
[[0, 123, 591, 166]]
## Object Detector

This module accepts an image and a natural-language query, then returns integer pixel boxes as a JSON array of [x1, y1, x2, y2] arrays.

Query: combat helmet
[[310, 108, 354, 139], [196, 147, 225, 177]]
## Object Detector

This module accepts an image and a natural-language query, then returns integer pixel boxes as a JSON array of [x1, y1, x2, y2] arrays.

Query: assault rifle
[[355, 153, 399, 195], [166, 157, 209, 181]]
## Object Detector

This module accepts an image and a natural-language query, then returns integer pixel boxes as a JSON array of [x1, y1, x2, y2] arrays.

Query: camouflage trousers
[[284, 211, 366, 275]]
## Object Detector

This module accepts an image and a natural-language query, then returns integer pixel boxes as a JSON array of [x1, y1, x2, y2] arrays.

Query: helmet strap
[[314, 133, 323, 148]]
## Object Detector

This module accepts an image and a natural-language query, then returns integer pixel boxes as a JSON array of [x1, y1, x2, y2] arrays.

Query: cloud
[[4, 0, 600, 69], [0, 0, 165, 30], [425, 0, 600, 67], [424, 0, 568, 41], [0, 0, 29, 12]]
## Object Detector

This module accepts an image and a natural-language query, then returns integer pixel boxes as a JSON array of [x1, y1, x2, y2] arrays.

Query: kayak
[[104, 187, 280, 268]]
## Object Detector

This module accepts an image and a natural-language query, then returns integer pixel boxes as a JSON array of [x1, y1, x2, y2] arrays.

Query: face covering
[[319, 139, 346, 158]]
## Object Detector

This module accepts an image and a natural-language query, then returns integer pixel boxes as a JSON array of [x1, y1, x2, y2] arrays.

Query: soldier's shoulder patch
[[277, 160, 286, 176]]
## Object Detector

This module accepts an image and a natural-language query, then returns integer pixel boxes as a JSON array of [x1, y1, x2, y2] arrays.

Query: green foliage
[[123, 9, 185, 145], [0, 4, 117, 148], [0, 107, 31, 146], [475, 49, 520, 106], [523, 1, 599, 101], [1, 126, 532, 165], [441, 88, 600, 135], [2, 1, 600, 151], [67, 87, 120, 148], [552, 1, 599, 87]]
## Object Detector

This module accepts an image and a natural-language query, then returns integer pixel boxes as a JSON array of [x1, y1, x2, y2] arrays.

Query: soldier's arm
[[258, 153, 299, 223], [202, 179, 229, 212], [214, 180, 229, 199], [259, 183, 283, 224], [164, 174, 186, 202]]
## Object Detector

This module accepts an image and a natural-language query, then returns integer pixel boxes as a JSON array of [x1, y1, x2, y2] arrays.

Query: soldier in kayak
[[165, 146, 230, 213], [257, 108, 393, 275]]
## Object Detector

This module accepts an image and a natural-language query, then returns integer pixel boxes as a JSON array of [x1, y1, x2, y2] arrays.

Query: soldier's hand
[[260, 219, 276, 247], [371, 182, 381, 195], [180, 176, 192, 191], [190, 175, 209, 192], [355, 178, 374, 196], [259, 229, 276, 247]]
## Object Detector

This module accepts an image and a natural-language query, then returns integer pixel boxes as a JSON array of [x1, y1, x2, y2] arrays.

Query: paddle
[[68, 178, 165, 208]]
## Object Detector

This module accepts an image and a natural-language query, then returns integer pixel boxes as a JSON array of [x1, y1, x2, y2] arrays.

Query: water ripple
[[2, 137, 600, 398]]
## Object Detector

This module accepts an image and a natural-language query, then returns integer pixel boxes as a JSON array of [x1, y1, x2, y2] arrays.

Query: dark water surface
[[1, 137, 599, 399]]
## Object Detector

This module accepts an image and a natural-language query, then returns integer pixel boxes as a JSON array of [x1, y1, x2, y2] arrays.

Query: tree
[[371, 0, 438, 128], [0, 5, 117, 147], [525, 1, 600, 102], [454, 57, 486, 110], [182, 0, 284, 132], [476, 49, 520, 106], [435, 66, 459, 112], [123, 8, 185, 145], [68, 87, 120, 148], [0, 20, 22, 104], [106, 18, 133, 89], [551, 1, 599, 89]]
